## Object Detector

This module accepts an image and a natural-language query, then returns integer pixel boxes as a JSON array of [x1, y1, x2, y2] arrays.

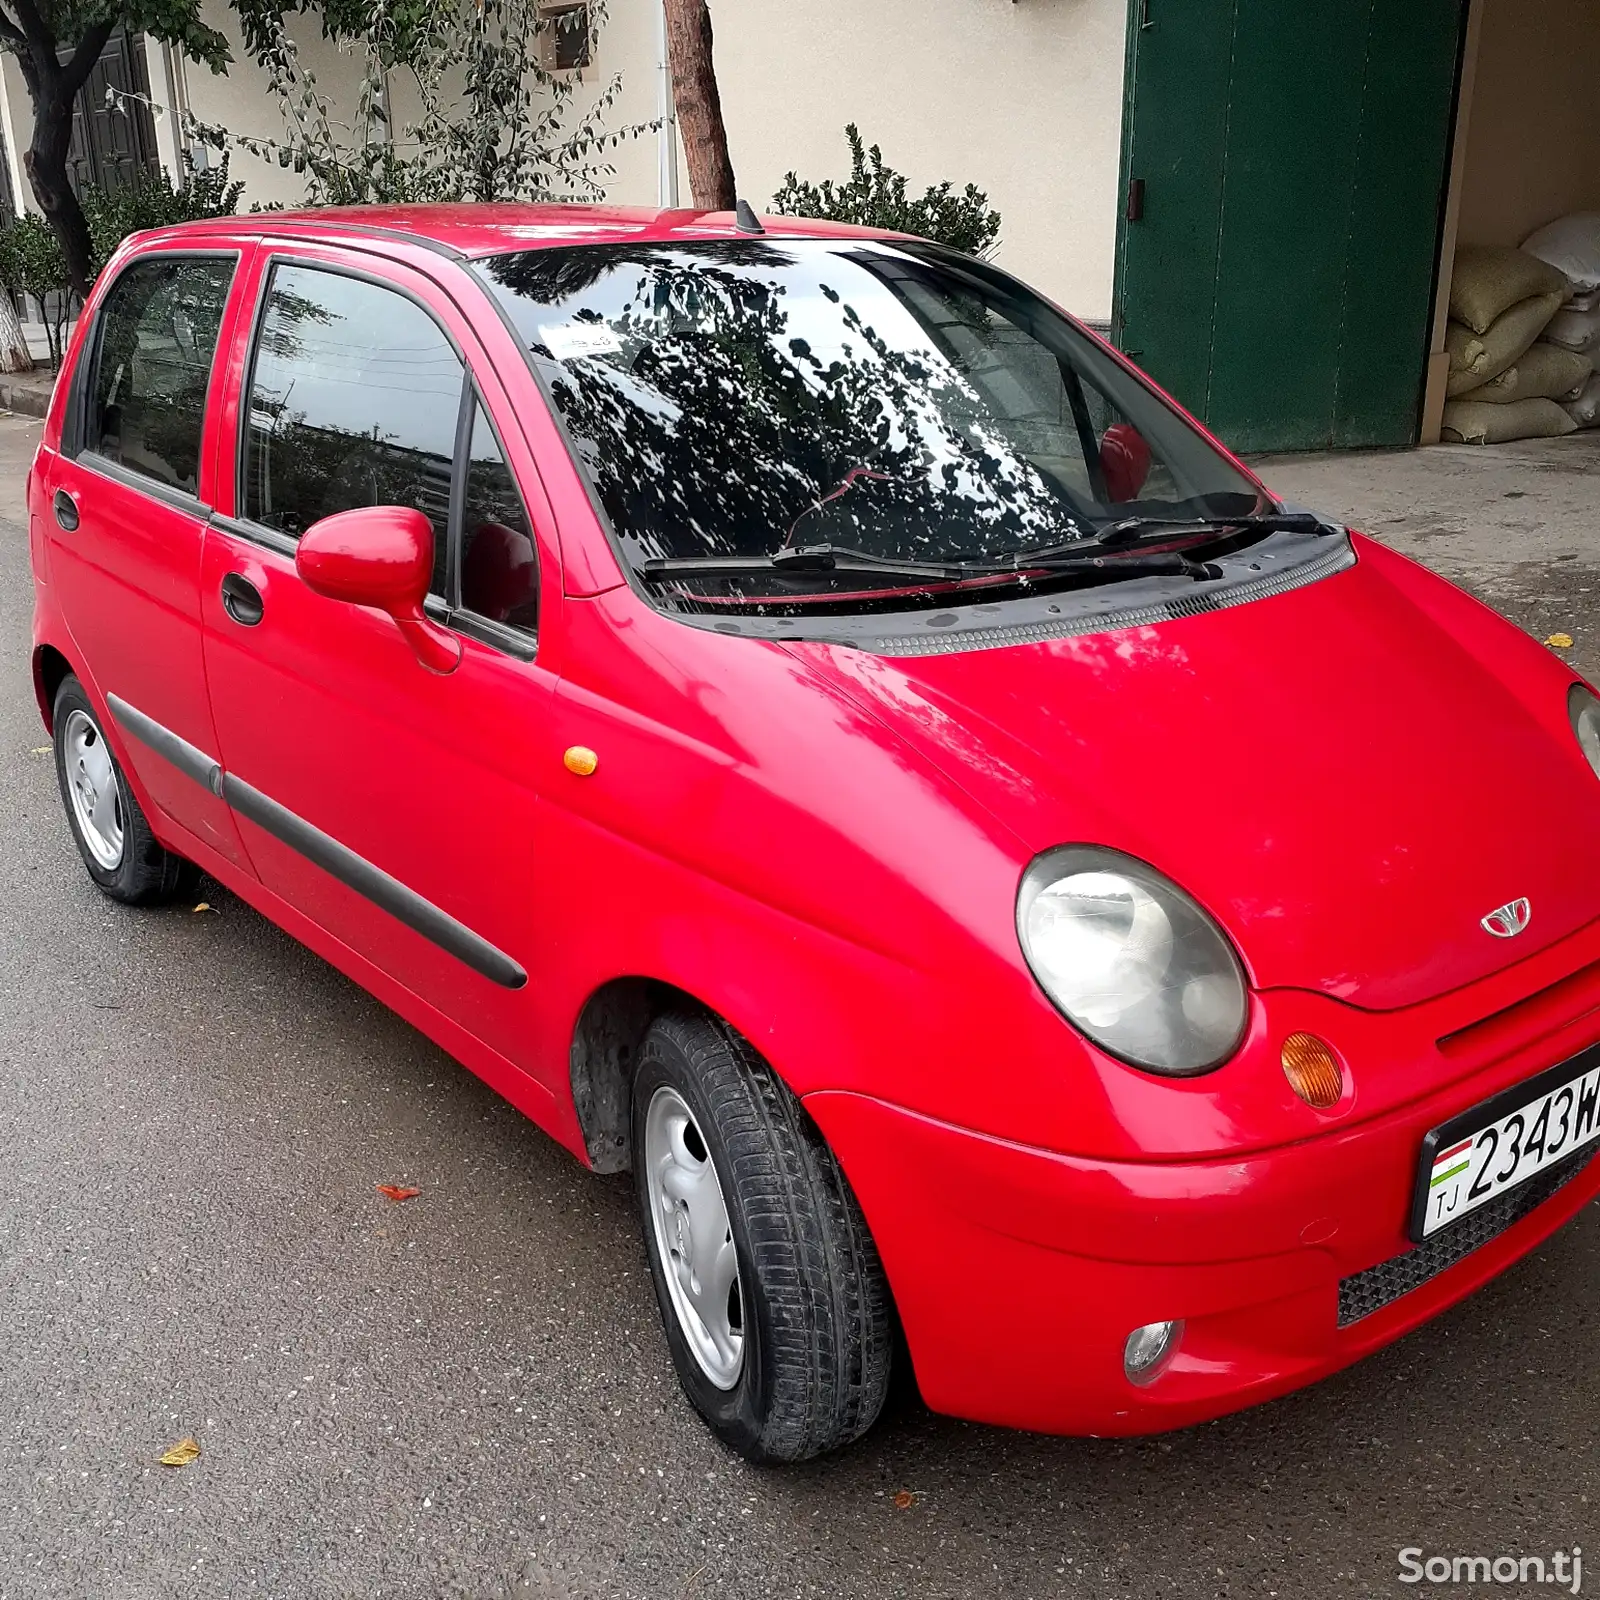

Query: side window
[[84, 255, 235, 496], [243, 264, 464, 591], [458, 402, 539, 636]]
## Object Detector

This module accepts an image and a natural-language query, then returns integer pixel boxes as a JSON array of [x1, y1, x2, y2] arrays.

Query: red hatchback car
[[28, 205, 1600, 1462]]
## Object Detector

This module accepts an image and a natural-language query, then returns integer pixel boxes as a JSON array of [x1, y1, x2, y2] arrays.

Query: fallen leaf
[[893, 1489, 915, 1510], [191, 902, 214, 914], [376, 1184, 421, 1203], [30, 745, 50, 755], [158, 1436, 201, 1467], [1546, 633, 1575, 649]]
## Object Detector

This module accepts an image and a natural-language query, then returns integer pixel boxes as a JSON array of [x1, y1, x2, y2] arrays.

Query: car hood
[[789, 542, 1600, 1011]]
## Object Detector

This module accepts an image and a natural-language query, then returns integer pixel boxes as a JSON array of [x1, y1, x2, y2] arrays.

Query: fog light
[[1281, 1032, 1346, 1109], [1123, 1319, 1183, 1385]]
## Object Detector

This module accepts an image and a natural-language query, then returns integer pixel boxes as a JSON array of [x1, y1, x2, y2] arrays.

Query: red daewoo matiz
[[28, 205, 1600, 1462]]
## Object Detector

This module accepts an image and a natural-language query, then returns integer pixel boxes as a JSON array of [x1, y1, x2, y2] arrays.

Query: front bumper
[[806, 998, 1600, 1437]]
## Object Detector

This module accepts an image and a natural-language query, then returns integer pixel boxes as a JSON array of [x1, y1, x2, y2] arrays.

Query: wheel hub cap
[[644, 1086, 744, 1389], [63, 709, 124, 871]]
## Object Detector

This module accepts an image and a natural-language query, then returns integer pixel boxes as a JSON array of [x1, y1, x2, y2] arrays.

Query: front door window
[[241, 263, 465, 594]]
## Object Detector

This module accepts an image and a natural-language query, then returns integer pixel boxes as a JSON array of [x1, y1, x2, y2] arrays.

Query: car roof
[[141, 203, 899, 260]]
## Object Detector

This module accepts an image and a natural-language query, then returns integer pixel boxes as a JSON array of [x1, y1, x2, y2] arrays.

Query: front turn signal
[[1281, 1032, 1346, 1110]]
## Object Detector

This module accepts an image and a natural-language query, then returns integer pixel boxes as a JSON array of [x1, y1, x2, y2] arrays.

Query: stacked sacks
[[1442, 245, 1580, 444], [1522, 214, 1600, 430]]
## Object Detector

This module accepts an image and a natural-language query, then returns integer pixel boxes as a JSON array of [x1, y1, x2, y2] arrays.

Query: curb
[[0, 374, 55, 420]]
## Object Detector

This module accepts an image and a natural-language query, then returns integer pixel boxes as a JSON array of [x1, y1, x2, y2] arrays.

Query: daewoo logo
[[1480, 898, 1532, 939]]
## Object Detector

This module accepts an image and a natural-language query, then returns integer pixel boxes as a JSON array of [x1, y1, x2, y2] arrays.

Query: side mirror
[[296, 506, 461, 675], [1100, 423, 1152, 504]]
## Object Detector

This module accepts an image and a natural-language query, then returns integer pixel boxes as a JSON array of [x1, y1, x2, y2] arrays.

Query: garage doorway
[[1112, 0, 1469, 454]]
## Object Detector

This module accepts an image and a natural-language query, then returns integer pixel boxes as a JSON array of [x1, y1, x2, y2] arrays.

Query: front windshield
[[480, 238, 1263, 608]]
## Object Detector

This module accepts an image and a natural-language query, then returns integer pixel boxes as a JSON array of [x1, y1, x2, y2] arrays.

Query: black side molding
[[104, 693, 526, 991], [107, 694, 223, 796], [221, 773, 528, 991]]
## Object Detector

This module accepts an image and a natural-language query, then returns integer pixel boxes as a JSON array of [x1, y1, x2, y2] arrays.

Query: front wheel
[[631, 1012, 893, 1463]]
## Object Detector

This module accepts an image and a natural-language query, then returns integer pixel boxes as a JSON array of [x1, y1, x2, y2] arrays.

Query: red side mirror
[[1100, 423, 1152, 503], [296, 506, 461, 674]]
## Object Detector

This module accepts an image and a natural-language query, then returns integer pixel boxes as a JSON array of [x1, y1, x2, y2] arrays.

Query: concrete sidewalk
[[1265, 432, 1600, 682]]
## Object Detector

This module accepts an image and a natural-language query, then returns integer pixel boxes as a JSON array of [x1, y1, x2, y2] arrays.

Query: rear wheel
[[632, 1011, 893, 1463], [52, 676, 201, 905]]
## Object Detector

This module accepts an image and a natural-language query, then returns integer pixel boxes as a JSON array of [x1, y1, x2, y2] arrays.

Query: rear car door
[[42, 243, 252, 867], [198, 243, 560, 1087]]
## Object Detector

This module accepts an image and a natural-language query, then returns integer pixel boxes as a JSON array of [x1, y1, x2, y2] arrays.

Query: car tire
[[52, 676, 202, 906], [631, 1011, 893, 1463]]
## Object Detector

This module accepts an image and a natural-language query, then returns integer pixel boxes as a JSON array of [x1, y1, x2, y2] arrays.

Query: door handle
[[221, 571, 265, 627], [53, 488, 79, 531]]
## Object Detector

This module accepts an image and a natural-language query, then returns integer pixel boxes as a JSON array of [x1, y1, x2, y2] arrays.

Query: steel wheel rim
[[63, 709, 124, 871], [644, 1085, 745, 1390]]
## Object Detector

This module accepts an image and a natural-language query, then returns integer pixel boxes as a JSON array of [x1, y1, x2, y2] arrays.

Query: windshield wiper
[[641, 544, 978, 583], [1094, 509, 1341, 544], [640, 543, 1222, 588]]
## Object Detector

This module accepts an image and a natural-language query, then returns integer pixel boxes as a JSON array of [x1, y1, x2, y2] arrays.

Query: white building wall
[[180, 8, 403, 207], [571, 0, 1130, 317], [0, 54, 33, 210], [33, 0, 1125, 316], [713, 0, 1127, 317]]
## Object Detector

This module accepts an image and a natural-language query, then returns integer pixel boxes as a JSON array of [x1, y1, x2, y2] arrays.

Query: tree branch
[[61, 16, 117, 95], [4, 0, 55, 67]]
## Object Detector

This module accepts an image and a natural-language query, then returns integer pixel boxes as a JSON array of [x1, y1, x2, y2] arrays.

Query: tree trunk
[[661, 0, 736, 211], [0, 290, 32, 373], [24, 90, 95, 300], [10, 14, 117, 303]]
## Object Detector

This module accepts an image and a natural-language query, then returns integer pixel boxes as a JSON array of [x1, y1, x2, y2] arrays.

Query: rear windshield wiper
[[640, 543, 1222, 588]]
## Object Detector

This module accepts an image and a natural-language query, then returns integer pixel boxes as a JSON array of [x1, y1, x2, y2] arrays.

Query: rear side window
[[242, 264, 464, 580], [84, 255, 235, 497]]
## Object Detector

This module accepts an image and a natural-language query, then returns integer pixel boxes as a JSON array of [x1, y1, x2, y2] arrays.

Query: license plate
[[1411, 1045, 1600, 1241]]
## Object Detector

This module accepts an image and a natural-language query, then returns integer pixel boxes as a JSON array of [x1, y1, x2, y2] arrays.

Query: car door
[[198, 243, 561, 1086], [42, 243, 253, 867]]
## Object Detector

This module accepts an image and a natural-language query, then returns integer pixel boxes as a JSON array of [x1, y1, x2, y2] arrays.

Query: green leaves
[[0, 212, 66, 304], [81, 160, 245, 259], [120, 0, 232, 71], [771, 124, 1003, 258], [199, 0, 649, 208], [0, 159, 243, 364]]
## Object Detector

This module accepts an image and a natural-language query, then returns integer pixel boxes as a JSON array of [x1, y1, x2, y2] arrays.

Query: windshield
[[479, 238, 1264, 608]]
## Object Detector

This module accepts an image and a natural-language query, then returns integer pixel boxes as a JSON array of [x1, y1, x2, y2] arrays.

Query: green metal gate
[[1112, 0, 1468, 454]]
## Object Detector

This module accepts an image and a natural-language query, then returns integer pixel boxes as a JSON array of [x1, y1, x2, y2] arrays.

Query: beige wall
[[103, 0, 1128, 316], [181, 9, 422, 209], [0, 54, 30, 208], [567, 0, 1129, 315], [709, 0, 1127, 317], [1455, 0, 1600, 248]]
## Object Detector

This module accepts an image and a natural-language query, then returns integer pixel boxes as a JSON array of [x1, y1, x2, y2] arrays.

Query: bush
[[82, 161, 245, 263], [0, 214, 70, 365], [0, 159, 243, 365], [771, 124, 1002, 257]]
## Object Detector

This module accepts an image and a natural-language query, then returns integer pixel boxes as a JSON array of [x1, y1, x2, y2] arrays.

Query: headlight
[[1017, 845, 1247, 1075], [1571, 684, 1600, 780]]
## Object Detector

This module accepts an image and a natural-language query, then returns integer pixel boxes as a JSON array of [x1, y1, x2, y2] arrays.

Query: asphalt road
[[2, 411, 1597, 1600]]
